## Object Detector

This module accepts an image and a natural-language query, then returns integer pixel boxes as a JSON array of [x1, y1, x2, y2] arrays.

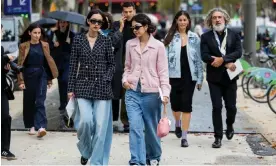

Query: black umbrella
[[33, 18, 57, 28], [46, 11, 86, 25]]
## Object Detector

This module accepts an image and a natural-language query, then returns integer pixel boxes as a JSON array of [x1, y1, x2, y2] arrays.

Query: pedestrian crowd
[[1, 2, 242, 165]]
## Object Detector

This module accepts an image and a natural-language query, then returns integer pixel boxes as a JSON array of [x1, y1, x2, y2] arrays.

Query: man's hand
[[225, 63, 236, 71], [4, 64, 11, 70], [8, 55, 14, 61], [119, 16, 127, 32], [211, 56, 224, 67], [54, 41, 60, 47]]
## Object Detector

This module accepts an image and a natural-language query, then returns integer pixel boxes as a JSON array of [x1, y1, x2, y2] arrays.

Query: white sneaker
[[150, 160, 159, 166], [28, 127, 36, 135], [37, 128, 47, 138]]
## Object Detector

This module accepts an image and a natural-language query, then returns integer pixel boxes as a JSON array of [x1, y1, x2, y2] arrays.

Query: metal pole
[[243, 0, 257, 64], [108, 0, 112, 13], [83, 0, 89, 15]]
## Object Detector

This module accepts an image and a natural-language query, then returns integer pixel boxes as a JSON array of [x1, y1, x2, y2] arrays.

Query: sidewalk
[[236, 84, 276, 145], [1, 131, 276, 165]]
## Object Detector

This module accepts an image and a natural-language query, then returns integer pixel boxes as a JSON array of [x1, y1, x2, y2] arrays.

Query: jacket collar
[[129, 34, 156, 55], [174, 30, 197, 38]]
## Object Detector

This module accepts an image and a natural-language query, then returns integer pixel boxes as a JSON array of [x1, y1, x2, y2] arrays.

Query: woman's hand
[[162, 96, 169, 105], [123, 82, 133, 90], [68, 92, 74, 99], [19, 84, 25, 90]]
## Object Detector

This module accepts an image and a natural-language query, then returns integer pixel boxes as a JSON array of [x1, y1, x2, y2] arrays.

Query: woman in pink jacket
[[122, 13, 171, 165]]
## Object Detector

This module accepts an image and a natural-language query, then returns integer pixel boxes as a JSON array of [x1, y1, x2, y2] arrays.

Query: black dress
[[169, 46, 196, 112]]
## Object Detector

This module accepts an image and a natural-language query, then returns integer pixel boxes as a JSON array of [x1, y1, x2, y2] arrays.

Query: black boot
[[226, 125, 234, 140], [80, 156, 88, 165], [212, 138, 222, 148]]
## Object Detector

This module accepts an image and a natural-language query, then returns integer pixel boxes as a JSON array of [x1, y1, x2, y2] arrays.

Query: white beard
[[213, 24, 225, 32]]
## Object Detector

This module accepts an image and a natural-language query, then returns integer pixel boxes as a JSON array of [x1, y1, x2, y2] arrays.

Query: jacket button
[[95, 78, 97, 81], [86, 66, 88, 68], [85, 77, 88, 80]]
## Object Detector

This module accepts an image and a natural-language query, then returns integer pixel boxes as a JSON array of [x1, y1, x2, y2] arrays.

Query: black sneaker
[[80, 156, 88, 165], [1, 150, 17, 160], [181, 139, 189, 147], [175, 127, 182, 138]]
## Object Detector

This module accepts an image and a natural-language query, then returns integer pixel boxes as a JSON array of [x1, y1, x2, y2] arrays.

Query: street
[[2, 79, 276, 165]]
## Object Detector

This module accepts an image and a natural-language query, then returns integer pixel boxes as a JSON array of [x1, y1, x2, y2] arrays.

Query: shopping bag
[[66, 95, 77, 127]]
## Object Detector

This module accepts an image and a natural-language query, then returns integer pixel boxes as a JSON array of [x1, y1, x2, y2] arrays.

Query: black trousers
[[208, 81, 237, 139], [112, 100, 120, 121], [1, 92, 11, 151], [58, 69, 68, 111]]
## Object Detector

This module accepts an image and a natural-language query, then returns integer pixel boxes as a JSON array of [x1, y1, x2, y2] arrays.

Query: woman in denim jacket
[[164, 11, 203, 147]]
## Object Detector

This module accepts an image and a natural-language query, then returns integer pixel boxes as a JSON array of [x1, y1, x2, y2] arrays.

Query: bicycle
[[267, 79, 276, 114], [246, 68, 276, 103]]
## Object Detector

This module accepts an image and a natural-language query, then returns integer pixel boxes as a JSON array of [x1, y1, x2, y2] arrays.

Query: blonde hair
[[205, 8, 231, 29]]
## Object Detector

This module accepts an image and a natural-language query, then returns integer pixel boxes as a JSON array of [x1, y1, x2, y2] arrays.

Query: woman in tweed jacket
[[67, 9, 115, 165]]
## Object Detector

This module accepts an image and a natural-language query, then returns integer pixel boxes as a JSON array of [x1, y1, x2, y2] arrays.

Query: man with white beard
[[200, 8, 242, 148]]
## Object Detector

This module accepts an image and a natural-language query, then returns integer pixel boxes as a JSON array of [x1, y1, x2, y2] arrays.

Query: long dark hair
[[131, 14, 156, 34], [163, 11, 191, 46], [86, 9, 108, 30], [19, 23, 46, 43]]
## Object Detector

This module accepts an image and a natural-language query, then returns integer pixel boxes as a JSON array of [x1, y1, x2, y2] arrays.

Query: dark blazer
[[109, 21, 135, 99], [200, 28, 242, 83], [107, 28, 123, 99], [68, 33, 115, 100]]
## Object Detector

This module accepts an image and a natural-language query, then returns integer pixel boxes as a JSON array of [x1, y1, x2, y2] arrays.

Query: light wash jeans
[[125, 84, 162, 165], [76, 98, 112, 165]]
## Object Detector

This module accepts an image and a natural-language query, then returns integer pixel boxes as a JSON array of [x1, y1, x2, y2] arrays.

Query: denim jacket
[[166, 31, 203, 84]]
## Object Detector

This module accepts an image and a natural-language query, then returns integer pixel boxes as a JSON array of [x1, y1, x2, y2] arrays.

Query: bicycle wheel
[[246, 76, 268, 103], [267, 84, 276, 114], [241, 74, 250, 95]]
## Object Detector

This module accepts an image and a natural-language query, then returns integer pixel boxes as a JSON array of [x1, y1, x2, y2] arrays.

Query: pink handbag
[[157, 105, 170, 138]]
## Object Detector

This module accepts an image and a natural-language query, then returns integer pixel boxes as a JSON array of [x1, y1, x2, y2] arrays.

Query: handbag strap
[[162, 103, 167, 117]]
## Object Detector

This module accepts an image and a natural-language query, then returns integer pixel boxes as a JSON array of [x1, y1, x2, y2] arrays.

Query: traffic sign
[[4, 0, 32, 15]]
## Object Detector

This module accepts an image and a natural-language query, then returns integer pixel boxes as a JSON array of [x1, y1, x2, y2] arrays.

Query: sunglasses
[[131, 25, 143, 31], [89, 19, 103, 25]]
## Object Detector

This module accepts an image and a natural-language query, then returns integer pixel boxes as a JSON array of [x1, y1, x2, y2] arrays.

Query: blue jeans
[[125, 85, 162, 165], [76, 99, 112, 165], [23, 67, 47, 130]]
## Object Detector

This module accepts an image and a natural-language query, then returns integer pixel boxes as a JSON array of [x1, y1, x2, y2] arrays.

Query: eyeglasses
[[89, 19, 103, 25], [131, 25, 143, 31]]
